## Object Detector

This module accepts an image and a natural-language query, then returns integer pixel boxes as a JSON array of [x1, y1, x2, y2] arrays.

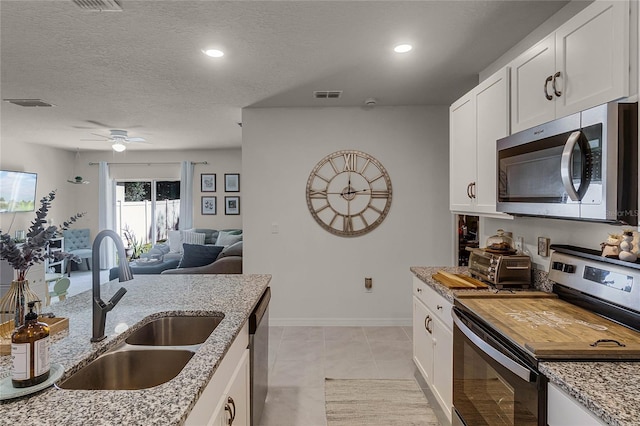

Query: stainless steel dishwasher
[[249, 287, 270, 426]]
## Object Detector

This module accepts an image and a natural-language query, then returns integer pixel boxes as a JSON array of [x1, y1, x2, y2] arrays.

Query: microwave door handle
[[560, 131, 585, 201], [452, 311, 533, 382], [560, 131, 591, 201]]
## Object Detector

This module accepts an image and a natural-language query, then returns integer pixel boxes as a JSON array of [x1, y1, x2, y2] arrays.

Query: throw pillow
[[216, 231, 243, 247], [182, 231, 206, 245], [216, 241, 242, 260], [194, 229, 219, 245], [178, 244, 225, 269], [168, 230, 182, 253]]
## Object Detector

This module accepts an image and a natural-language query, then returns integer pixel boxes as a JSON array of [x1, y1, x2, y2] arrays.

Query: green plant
[[122, 226, 145, 260], [0, 191, 85, 281]]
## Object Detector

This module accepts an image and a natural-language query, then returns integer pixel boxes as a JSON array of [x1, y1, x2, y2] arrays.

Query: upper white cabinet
[[511, 0, 630, 133], [450, 67, 511, 218]]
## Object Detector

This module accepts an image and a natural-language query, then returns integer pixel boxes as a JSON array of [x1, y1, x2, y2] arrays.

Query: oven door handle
[[560, 131, 591, 202], [452, 311, 533, 382]]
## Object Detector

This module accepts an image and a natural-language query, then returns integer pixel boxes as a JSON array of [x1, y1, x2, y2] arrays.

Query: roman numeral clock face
[[306, 150, 392, 237]]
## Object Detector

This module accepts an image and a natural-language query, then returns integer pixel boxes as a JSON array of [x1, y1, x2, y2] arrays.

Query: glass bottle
[[11, 301, 50, 388]]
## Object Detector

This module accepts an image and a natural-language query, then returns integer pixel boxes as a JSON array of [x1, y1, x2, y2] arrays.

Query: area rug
[[324, 378, 440, 426]]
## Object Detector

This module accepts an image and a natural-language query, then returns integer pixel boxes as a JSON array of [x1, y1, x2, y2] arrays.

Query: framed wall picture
[[201, 174, 216, 192], [225, 173, 240, 192], [201, 196, 217, 215], [225, 196, 240, 215]]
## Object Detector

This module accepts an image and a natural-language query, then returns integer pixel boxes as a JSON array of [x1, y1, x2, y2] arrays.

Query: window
[[116, 180, 180, 245]]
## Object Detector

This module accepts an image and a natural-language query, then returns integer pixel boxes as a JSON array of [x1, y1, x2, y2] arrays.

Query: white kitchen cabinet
[[412, 277, 453, 423], [450, 67, 511, 218], [547, 382, 605, 426], [186, 324, 250, 426], [511, 0, 630, 133]]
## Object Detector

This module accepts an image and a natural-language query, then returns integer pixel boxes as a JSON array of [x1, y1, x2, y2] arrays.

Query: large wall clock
[[306, 150, 392, 237]]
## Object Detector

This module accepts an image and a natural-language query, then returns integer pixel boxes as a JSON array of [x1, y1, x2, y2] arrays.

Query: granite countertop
[[0, 273, 271, 425], [411, 266, 640, 426]]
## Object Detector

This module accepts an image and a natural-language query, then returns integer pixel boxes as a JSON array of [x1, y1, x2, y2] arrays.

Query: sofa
[[162, 241, 242, 275], [108, 228, 242, 280]]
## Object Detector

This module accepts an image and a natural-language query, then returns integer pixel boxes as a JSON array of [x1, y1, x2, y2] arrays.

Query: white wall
[[69, 148, 242, 236], [0, 140, 82, 235], [0, 145, 241, 246], [242, 106, 452, 325]]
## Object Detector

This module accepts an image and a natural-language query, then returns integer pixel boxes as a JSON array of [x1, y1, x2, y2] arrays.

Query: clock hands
[[324, 188, 371, 195]]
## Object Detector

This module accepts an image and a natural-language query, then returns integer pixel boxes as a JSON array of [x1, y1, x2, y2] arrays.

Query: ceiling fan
[[82, 129, 149, 152]]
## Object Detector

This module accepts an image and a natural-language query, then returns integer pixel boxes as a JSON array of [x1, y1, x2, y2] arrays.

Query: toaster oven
[[467, 248, 532, 288]]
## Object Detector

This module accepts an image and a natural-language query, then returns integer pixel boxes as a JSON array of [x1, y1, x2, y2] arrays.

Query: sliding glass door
[[116, 180, 180, 246]]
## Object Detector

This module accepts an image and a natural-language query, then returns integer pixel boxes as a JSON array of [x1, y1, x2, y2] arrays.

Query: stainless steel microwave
[[496, 102, 638, 225]]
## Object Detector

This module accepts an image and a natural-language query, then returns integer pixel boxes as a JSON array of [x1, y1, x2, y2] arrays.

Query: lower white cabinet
[[547, 382, 604, 426], [412, 277, 453, 423], [186, 324, 250, 426]]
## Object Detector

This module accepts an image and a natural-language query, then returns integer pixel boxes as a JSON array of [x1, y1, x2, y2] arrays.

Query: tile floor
[[260, 325, 446, 426]]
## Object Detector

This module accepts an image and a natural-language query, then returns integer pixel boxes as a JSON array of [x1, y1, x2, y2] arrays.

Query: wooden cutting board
[[432, 271, 489, 289], [460, 297, 640, 359], [0, 316, 69, 355]]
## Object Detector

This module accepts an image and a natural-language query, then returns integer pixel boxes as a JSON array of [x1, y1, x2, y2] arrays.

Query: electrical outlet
[[365, 277, 373, 292], [514, 236, 524, 253]]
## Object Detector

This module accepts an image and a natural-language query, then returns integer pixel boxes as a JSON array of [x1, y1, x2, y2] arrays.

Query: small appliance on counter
[[466, 229, 532, 288]]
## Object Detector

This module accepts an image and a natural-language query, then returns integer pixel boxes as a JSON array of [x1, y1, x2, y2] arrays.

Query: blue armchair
[[63, 228, 92, 275]]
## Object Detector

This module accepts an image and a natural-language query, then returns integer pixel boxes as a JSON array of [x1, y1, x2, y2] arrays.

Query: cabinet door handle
[[436, 305, 443, 310], [416, 287, 422, 293], [552, 71, 562, 97], [466, 183, 473, 199], [470, 182, 476, 199], [544, 75, 553, 100], [424, 315, 433, 334], [225, 396, 236, 425]]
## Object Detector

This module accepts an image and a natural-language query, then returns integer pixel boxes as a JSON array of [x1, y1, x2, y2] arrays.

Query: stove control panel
[[549, 251, 639, 313], [552, 261, 576, 273]]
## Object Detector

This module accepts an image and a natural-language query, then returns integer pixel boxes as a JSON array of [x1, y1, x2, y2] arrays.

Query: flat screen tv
[[0, 170, 38, 213]]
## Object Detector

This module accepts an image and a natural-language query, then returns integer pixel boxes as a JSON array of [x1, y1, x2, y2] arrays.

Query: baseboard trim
[[270, 317, 412, 327]]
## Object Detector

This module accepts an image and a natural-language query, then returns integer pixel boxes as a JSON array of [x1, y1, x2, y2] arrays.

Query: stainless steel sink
[[58, 349, 194, 390], [125, 315, 224, 346], [57, 315, 225, 391]]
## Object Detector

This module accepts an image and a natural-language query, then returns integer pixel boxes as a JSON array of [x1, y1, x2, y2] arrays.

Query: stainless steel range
[[452, 245, 640, 426]]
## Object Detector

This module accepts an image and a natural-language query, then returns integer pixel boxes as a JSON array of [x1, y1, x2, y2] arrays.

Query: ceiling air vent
[[72, 0, 123, 12], [314, 91, 343, 99], [3, 99, 55, 107]]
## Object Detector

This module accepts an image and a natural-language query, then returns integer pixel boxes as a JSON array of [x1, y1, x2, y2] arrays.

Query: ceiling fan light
[[393, 44, 413, 53], [202, 49, 224, 58], [112, 141, 126, 152]]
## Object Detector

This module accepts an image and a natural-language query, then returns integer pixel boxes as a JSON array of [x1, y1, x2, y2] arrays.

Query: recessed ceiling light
[[394, 44, 413, 53], [202, 49, 224, 58]]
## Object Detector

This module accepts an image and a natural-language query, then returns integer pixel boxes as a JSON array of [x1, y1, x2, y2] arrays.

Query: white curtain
[[98, 162, 116, 269], [179, 161, 194, 230]]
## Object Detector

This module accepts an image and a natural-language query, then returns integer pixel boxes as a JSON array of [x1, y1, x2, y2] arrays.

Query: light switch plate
[[538, 237, 550, 257]]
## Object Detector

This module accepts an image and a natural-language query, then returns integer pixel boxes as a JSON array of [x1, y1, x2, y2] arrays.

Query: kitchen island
[[411, 266, 640, 426], [0, 273, 271, 425]]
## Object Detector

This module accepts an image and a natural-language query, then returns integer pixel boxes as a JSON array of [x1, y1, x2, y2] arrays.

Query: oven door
[[452, 308, 546, 426]]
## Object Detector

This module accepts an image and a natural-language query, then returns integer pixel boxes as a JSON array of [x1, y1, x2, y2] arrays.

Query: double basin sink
[[58, 315, 224, 391]]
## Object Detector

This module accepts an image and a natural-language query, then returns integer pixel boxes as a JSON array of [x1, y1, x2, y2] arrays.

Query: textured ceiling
[[0, 0, 569, 152]]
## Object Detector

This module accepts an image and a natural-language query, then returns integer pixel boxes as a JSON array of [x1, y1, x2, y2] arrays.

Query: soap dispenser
[[11, 301, 50, 388]]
